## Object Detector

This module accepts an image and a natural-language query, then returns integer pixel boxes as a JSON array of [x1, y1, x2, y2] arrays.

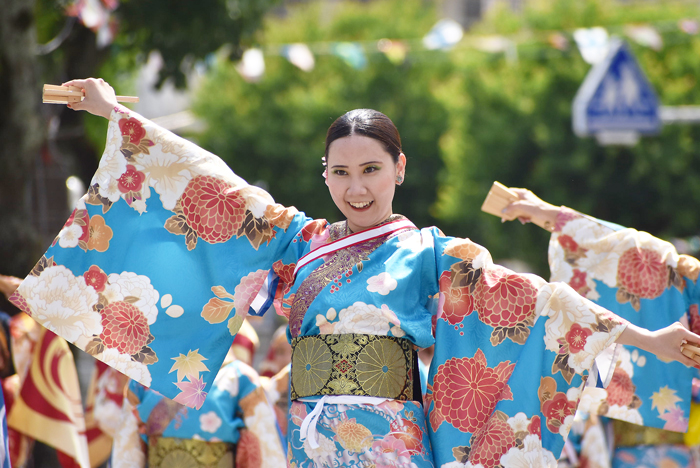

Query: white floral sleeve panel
[[548, 207, 700, 432]]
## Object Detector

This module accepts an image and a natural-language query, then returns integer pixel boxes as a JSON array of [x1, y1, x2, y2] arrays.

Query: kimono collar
[[293, 216, 416, 279]]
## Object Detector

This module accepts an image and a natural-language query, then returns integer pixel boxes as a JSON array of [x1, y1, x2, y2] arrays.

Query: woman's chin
[[345, 213, 393, 233]]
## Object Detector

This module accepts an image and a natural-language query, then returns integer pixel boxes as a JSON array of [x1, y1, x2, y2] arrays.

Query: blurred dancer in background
[[111, 318, 286, 468], [503, 188, 700, 468]]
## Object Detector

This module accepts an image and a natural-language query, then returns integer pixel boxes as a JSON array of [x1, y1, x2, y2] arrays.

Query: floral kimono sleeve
[[233, 363, 288, 467], [9, 107, 312, 408], [549, 208, 700, 432], [424, 229, 628, 468]]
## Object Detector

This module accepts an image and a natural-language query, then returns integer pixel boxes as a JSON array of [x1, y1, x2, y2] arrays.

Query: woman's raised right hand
[[62, 78, 119, 119]]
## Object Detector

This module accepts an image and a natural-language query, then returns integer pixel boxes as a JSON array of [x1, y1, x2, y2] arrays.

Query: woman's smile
[[348, 201, 373, 210]]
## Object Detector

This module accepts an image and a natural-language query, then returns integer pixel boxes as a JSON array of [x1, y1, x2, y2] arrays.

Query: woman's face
[[326, 134, 406, 233]]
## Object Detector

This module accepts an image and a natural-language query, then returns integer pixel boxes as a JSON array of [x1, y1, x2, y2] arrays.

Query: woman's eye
[[333, 170, 347, 176], [364, 166, 379, 173]]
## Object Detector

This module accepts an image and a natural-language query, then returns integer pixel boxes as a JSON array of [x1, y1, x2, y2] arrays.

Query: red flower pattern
[[438, 271, 474, 325], [180, 175, 247, 244], [62, 208, 90, 243], [528, 415, 541, 438], [100, 301, 150, 355], [469, 416, 516, 467], [273, 260, 295, 285], [542, 392, 576, 433], [273, 260, 296, 297], [558, 235, 580, 252], [474, 266, 537, 328], [235, 429, 262, 468], [689, 304, 700, 335], [617, 247, 668, 299], [300, 219, 327, 242], [606, 368, 635, 407], [565, 323, 592, 354], [569, 269, 589, 295], [8, 291, 30, 317], [83, 265, 108, 293], [554, 209, 581, 232], [64, 208, 77, 228], [389, 417, 424, 455], [117, 165, 145, 193], [119, 117, 146, 144], [432, 349, 515, 433]]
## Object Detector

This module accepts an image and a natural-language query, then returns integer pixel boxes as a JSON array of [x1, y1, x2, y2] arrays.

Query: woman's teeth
[[349, 201, 372, 208]]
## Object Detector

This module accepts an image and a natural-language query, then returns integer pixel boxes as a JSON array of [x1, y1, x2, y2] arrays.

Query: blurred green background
[[5, 0, 700, 281]]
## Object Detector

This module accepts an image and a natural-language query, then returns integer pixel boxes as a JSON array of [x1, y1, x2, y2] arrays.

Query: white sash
[[293, 219, 416, 279], [298, 395, 389, 449]]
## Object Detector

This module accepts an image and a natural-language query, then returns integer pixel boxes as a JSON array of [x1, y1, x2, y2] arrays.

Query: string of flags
[[235, 18, 700, 81], [52, 0, 700, 81]]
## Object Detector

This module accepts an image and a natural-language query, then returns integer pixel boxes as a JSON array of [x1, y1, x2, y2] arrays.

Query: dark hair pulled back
[[324, 109, 402, 164]]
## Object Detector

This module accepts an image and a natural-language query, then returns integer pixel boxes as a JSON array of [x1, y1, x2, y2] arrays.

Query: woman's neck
[[345, 214, 402, 235]]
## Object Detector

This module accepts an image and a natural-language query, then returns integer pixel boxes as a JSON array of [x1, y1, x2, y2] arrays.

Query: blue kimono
[[112, 359, 285, 467], [11, 107, 629, 467], [548, 208, 700, 468]]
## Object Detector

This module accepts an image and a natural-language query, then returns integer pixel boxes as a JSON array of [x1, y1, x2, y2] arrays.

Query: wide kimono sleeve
[[548, 207, 700, 432], [9, 106, 315, 407], [422, 228, 628, 468]]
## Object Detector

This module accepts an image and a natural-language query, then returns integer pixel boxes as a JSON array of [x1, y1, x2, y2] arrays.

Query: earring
[[396, 176, 403, 185]]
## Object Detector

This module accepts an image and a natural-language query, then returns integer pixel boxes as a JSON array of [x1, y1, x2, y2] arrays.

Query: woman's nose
[[347, 177, 367, 195]]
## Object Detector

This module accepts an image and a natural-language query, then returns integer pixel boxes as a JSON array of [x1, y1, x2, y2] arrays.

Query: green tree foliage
[[194, 0, 700, 275], [195, 0, 450, 227], [116, 0, 278, 88], [436, 0, 700, 274], [33, 0, 281, 159]]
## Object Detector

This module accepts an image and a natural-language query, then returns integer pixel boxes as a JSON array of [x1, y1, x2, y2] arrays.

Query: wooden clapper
[[481, 181, 700, 364], [681, 343, 700, 365], [42, 84, 139, 104], [480, 181, 549, 230]]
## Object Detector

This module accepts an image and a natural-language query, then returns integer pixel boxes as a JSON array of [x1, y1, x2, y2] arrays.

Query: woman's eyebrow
[[330, 161, 383, 169]]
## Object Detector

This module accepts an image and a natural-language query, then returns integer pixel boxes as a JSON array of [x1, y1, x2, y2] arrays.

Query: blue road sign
[[573, 38, 661, 137]]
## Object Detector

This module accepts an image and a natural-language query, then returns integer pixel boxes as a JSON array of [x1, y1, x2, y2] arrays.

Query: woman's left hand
[[0, 275, 21, 300], [62, 78, 119, 119], [618, 321, 700, 368]]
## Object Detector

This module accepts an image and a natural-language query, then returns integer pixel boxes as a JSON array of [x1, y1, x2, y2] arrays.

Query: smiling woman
[[11, 78, 700, 468], [326, 137, 405, 232], [323, 109, 406, 233]]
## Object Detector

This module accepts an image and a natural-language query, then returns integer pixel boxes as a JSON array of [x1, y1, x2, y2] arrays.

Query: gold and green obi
[[148, 437, 234, 468], [291, 333, 417, 401], [612, 419, 685, 447]]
